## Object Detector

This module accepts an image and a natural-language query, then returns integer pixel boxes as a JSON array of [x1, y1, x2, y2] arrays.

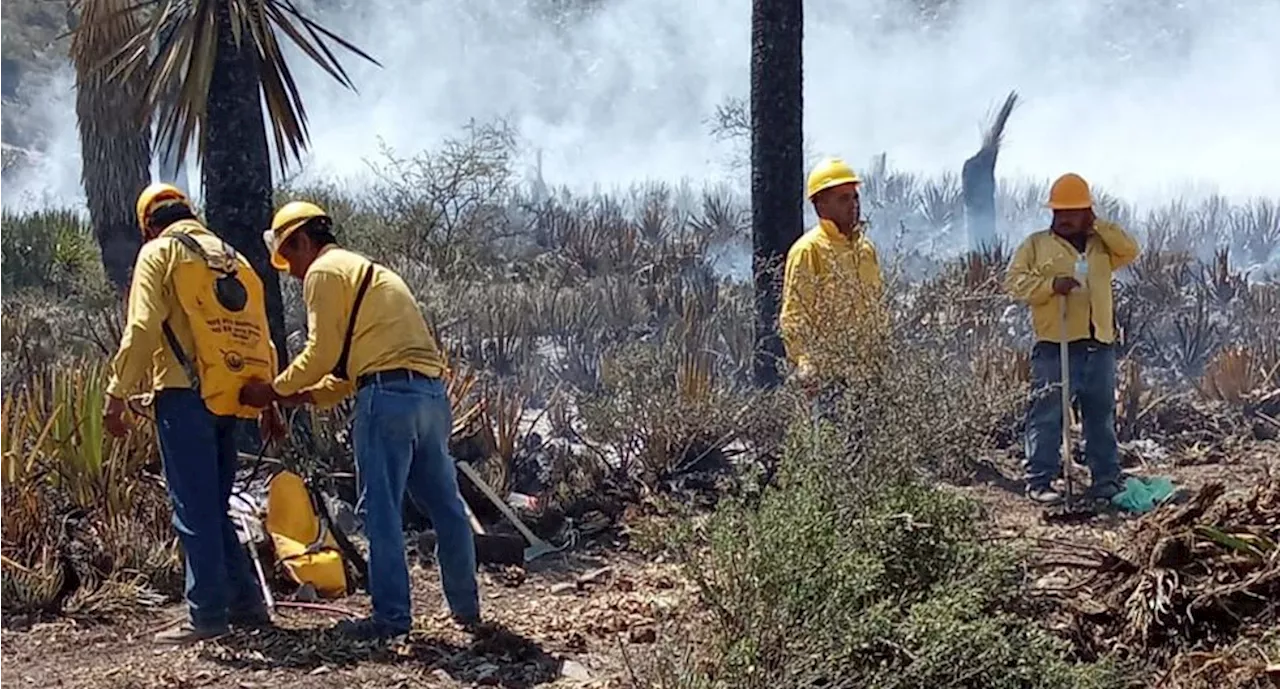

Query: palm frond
[[75, 0, 379, 171]]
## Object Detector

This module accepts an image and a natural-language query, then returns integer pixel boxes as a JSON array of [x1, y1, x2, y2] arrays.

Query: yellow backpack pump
[[162, 221, 275, 418]]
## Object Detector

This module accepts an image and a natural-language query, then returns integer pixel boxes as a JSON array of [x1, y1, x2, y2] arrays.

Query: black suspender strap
[[332, 262, 376, 380]]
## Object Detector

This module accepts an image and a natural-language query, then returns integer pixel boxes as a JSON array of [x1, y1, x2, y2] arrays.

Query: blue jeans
[[352, 375, 479, 631], [154, 389, 264, 629], [1025, 341, 1121, 492]]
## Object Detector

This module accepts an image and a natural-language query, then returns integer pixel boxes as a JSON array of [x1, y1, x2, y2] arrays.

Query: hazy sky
[[4, 0, 1278, 211]]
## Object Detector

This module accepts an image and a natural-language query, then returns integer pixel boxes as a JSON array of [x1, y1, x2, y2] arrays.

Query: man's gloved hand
[[239, 380, 278, 408], [1052, 276, 1081, 295], [103, 395, 131, 438]]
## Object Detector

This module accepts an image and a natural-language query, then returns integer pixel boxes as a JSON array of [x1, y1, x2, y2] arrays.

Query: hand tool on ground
[[455, 460, 572, 562], [237, 512, 276, 613]]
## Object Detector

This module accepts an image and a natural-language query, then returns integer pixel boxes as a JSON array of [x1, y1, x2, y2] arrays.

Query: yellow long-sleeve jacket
[[779, 219, 884, 369], [271, 246, 447, 408], [106, 221, 278, 398], [1004, 220, 1140, 344]]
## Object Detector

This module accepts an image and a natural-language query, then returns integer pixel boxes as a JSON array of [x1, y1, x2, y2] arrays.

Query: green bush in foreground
[[673, 417, 1125, 689]]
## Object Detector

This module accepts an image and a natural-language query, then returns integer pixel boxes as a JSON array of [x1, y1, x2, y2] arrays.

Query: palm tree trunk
[[69, 1, 150, 293], [204, 3, 288, 370], [750, 0, 804, 388]]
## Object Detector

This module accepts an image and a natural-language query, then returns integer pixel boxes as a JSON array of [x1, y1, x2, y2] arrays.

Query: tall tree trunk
[[69, 1, 151, 293], [750, 0, 804, 388], [204, 4, 288, 370]]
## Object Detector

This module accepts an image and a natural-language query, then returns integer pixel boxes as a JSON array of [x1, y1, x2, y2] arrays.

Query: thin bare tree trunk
[[963, 92, 1018, 254], [751, 0, 804, 388]]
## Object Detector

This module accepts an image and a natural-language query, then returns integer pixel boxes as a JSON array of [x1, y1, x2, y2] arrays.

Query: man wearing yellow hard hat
[[239, 201, 480, 639], [103, 183, 280, 644], [1004, 173, 1140, 505], [779, 157, 885, 387]]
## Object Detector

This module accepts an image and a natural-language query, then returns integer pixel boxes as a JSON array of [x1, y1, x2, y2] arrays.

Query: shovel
[[455, 460, 572, 562], [1043, 295, 1095, 523]]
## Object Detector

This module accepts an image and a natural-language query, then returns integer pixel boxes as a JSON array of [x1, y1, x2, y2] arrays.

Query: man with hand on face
[[1005, 173, 1140, 505], [779, 157, 885, 393], [239, 201, 480, 640]]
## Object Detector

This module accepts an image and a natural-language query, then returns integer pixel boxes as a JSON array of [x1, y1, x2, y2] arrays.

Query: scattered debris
[[1033, 475, 1280, 685]]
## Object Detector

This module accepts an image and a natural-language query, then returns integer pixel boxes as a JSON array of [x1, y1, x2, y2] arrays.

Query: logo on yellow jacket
[[164, 223, 274, 419]]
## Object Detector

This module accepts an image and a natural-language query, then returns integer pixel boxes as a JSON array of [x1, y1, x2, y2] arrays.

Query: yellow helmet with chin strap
[[266, 201, 329, 270], [806, 158, 861, 200], [136, 183, 191, 234]]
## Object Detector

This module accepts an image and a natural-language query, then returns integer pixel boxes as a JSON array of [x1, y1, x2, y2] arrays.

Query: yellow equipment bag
[[264, 471, 348, 598], [162, 221, 274, 419]]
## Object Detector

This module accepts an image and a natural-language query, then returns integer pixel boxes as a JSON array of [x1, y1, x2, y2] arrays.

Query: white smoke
[[3, 0, 1279, 212]]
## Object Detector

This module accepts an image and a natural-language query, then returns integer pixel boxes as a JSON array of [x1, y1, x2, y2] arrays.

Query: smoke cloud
[[4, 0, 1278, 212]]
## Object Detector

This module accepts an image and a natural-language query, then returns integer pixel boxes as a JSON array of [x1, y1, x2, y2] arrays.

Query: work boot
[[1026, 486, 1064, 505], [1085, 479, 1123, 502], [153, 622, 228, 645], [228, 607, 273, 629], [453, 612, 491, 635], [332, 617, 408, 641]]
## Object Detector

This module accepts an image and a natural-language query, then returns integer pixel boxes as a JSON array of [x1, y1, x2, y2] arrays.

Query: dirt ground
[[0, 550, 693, 689], [5, 441, 1275, 689], [953, 442, 1278, 546]]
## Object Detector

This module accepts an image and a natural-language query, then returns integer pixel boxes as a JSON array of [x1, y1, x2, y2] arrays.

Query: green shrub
[[671, 418, 1125, 688]]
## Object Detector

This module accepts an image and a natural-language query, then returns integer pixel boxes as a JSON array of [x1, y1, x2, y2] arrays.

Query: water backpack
[[264, 471, 349, 598], [161, 222, 274, 419]]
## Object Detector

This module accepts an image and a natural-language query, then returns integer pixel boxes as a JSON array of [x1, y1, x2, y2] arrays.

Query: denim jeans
[[154, 388, 265, 630], [352, 375, 479, 632], [1025, 341, 1121, 492]]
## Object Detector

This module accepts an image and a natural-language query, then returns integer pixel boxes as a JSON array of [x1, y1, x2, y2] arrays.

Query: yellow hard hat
[[266, 201, 328, 270], [136, 182, 190, 233], [806, 158, 861, 200], [1046, 173, 1093, 210]]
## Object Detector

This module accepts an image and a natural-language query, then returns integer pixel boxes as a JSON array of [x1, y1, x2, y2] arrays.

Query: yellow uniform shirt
[[779, 219, 885, 369], [271, 246, 447, 408], [106, 221, 219, 397], [1004, 220, 1140, 344]]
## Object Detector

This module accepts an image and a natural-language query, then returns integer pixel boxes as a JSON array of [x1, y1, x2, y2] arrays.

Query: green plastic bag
[[1110, 476, 1176, 514]]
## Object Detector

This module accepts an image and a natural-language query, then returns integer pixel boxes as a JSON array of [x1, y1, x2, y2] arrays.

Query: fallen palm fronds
[[1032, 476, 1280, 687]]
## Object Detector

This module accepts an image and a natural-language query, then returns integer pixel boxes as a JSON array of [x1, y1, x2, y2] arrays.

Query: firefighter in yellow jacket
[[240, 201, 479, 640], [1005, 173, 1140, 505], [780, 158, 885, 387], [103, 183, 280, 644]]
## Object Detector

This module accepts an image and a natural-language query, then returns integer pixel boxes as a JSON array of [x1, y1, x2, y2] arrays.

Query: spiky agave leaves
[[78, 0, 379, 173]]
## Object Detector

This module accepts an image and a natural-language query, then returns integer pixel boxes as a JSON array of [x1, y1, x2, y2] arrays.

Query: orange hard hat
[[1046, 173, 1093, 210]]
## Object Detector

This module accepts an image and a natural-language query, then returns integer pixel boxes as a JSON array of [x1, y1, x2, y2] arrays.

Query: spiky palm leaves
[[68, 0, 151, 292], [99, 0, 377, 171], [72, 0, 378, 363]]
